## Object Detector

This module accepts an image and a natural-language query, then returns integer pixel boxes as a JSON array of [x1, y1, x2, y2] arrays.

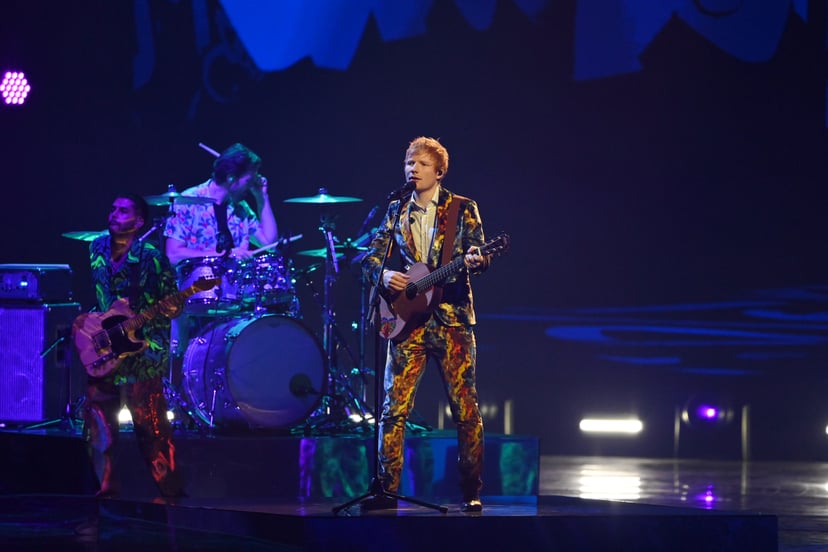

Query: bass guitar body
[[73, 298, 145, 378]]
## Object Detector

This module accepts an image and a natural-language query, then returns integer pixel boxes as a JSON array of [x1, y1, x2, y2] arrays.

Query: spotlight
[[681, 394, 734, 427], [1, 71, 31, 105]]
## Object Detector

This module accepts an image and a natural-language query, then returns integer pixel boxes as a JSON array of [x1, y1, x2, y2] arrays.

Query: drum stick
[[250, 234, 303, 255], [198, 142, 221, 157]]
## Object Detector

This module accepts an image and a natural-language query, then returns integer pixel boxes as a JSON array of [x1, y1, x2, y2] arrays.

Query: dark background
[[2, 0, 828, 460]]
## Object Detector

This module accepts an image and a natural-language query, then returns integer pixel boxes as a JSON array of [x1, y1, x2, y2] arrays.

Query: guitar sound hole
[[405, 283, 418, 299]]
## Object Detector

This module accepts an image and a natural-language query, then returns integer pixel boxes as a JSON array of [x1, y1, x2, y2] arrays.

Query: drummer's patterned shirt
[[89, 236, 178, 384], [162, 180, 261, 255]]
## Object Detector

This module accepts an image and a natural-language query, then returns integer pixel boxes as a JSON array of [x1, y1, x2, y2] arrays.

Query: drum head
[[228, 316, 324, 428], [183, 315, 325, 431]]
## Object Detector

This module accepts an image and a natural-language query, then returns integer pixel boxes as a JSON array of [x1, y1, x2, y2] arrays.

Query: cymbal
[[284, 188, 362, 204], [144, 191, 215, 206], [62, 230, 107, 242], [297, 244, 368, 258]]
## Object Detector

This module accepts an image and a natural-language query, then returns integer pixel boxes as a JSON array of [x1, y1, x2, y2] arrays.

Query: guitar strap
[[128, 259, 140, 311], [440, 194, 466, 268]]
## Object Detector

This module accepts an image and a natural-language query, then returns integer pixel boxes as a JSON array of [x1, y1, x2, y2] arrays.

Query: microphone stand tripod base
[[332, 478, 449, 514]]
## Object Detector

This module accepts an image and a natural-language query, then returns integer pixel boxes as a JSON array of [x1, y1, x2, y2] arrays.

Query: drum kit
[[62, 186, 377, 436]]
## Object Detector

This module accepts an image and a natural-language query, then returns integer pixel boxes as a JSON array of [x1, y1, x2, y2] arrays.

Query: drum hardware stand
[[22, 328, 84, 433], [334, 191, 447, 514], [297, 216, 374, 435]]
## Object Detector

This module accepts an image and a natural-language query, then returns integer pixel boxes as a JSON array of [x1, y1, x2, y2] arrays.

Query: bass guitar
[[377, 232, 510, 341], [72, 277, 219, 377]]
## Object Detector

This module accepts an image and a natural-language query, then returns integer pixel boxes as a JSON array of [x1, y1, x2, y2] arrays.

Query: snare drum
[[182, 315, 326, 431], [175, 256, 242, 315]]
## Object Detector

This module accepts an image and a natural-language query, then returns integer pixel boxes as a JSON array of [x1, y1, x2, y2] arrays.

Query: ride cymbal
[[284, 188, 362, 204]]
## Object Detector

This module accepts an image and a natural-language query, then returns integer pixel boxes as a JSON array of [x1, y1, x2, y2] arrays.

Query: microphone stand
[[333, 193, 447, 514], [22, 328, 81, 432]]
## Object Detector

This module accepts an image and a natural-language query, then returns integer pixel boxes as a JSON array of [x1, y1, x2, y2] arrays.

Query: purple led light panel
[[1, 71, 31, 105]]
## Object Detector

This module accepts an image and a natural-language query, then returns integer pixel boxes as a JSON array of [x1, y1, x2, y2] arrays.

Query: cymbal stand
[[298, 215, 372, 434]]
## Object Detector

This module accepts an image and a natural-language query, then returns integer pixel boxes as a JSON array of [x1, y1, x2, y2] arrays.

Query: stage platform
[[0, 428, 778, 551]]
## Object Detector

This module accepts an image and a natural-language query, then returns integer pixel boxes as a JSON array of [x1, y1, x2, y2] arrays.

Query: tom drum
[[175, 256, 243, 315]]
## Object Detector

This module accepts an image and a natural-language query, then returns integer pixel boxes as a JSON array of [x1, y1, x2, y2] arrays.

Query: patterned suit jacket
[[362, 186, 489, 328]]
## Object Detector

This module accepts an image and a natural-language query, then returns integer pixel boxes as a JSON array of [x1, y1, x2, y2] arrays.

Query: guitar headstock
[[480, 232, 511, 258], [193, 277, 221, 290]]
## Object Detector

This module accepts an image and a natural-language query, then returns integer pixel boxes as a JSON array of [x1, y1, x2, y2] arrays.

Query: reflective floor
[[3, 455, 827, 551], [540, 455, 828, 551]]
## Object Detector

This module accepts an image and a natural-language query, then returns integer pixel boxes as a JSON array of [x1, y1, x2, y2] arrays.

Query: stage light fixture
[[579, 417, 643, 435], [681, 394, 734, 427], [118, 406, 175, 425], [1, 71, 31, 105]]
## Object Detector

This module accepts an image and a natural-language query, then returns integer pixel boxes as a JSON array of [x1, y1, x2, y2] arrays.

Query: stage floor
[[5, 429, 826, 550]]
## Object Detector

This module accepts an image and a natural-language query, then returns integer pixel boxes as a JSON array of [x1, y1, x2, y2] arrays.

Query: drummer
[[163, 142, 278, 265], [163, 143, 279, 356]]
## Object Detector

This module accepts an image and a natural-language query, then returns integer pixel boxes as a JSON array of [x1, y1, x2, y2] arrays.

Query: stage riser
[[100, 497, 778, 552], [0, 430, 538, 500]]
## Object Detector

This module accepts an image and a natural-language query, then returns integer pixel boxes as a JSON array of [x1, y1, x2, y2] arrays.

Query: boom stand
[[333, 194, 447, 514]]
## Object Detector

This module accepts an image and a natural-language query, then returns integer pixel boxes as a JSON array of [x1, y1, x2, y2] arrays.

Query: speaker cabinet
[[0, 302, 82, 423]]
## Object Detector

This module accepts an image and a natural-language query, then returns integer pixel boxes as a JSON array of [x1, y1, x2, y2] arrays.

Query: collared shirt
[[409, 187, 440, 262], [162, 180, 260, 254]]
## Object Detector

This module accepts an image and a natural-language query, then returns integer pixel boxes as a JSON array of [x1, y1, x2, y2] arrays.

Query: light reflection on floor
[[540, 455, 828, 551]]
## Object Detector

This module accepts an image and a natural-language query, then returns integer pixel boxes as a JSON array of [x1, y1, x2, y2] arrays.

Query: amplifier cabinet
[[0, 263, 74, 303], [0, 302, 83, 423]]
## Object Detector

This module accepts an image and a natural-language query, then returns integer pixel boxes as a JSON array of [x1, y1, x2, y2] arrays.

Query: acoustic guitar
[[377, 232, 510, 341]]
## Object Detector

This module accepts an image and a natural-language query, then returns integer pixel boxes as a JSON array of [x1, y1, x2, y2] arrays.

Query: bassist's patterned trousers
[[377, 316, 484, 501], [83, 376, 184, 497]]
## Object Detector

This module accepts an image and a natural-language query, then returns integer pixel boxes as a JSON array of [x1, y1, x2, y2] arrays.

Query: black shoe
[[461, 498, 483, 513], [359, 494, 398, 511]]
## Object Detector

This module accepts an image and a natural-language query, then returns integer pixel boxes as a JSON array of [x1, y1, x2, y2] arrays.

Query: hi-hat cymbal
[[144, 191, 215, 206], [297, 244, 368, 258], [62, 230, 108, 242], [284, 188, 362, 204]]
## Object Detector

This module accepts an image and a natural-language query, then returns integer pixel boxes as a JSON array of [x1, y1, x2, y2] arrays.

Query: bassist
[[81, 193, 185, 499], [360, 136, 490, 513]]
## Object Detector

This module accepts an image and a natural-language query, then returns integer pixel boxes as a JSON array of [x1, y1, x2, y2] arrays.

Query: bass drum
[[182, 315, 325, 432]]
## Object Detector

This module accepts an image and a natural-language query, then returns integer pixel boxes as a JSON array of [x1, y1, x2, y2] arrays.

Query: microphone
[[356, 205, 380, 237], [386, 181, 416, 201], [289, 374, 319, 397]]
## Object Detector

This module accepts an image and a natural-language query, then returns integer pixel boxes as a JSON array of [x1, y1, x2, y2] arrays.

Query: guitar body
[[378, 263, 443, 342], [375, 232, 511, 342], [72, 298, 146, 378], [72, 276, 221, 377]]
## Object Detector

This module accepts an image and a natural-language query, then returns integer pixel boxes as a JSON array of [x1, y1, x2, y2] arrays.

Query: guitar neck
[[413, 256, 466, 294], [118, 284, 204, 334]]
